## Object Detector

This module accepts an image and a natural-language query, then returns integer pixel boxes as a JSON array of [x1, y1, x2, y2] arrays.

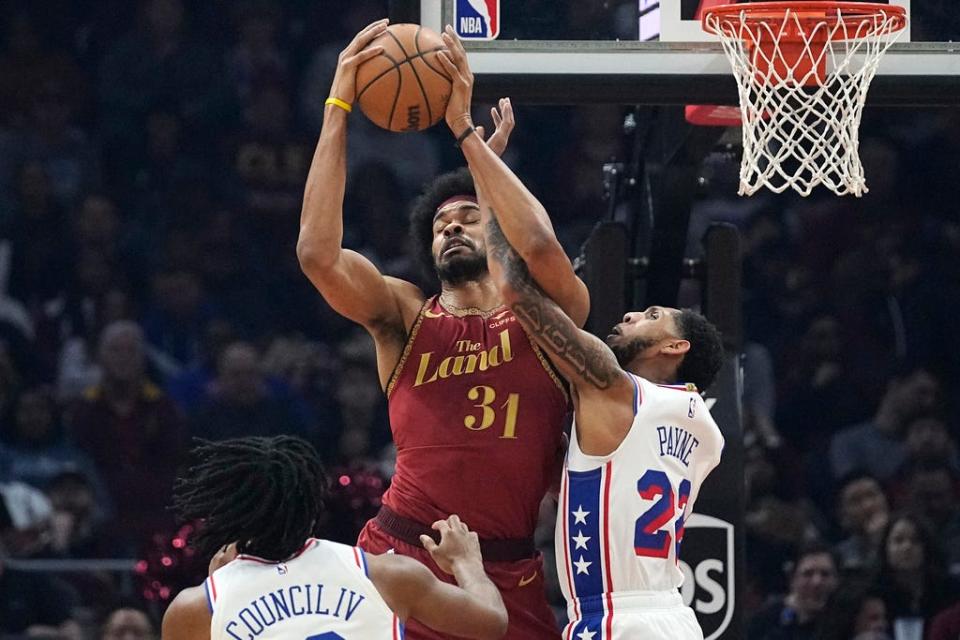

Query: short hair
[[674, 310, 724, 391], [835, 469, 881, 496], [786, 540, 838, 578], [408, 168, 476, 281], [172, 436, 329, 562]]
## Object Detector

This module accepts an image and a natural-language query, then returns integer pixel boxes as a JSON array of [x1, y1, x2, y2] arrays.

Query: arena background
[[1, 1, 959, 639]]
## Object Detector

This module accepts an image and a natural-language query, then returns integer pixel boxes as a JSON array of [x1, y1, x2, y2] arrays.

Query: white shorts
[[563, 590, 704, 640]]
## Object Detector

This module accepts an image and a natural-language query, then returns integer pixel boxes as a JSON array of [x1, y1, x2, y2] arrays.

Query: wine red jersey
[[384, 296, 568, 540]]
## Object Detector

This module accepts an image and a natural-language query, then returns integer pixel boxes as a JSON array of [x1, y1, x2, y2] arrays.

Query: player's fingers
[[420, 534, 439, 553], [345, 45, 384, 67], [357, 18, 389, 41], [503, 97, 515, 123], [448, 514, 463, 529], [444, 25, 468, 59], [347, 19, 388, 53], [432, 518, 451, 535], [437, 52, 466, 85], [441, 29, 467, 67], [475, 125, 486, 139], [491, 107, 502, 128]]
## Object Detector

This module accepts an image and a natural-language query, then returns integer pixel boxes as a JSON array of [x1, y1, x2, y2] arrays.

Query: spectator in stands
[[18, 79, 101, 209], [188, 341, 310, 441], [142, 263, 216, 377], [833, 471, 890, 573], [745, 441, 824, 599], [330, 332, 390, 464], [778, 314, 870, 451], [101, 606, 155, 640], [749, 542, 840, 640], [225, 1, 290, 107], [98, 0, 228, 160], [69, 320, 183, 546], [877, 513, 958, 635], [902, 416, 958, 470], [816, 582, 890, 640], [2, 160, 70, 305], [0, 11, 87, 128], [830, 367, 940, 482], [0, 385, 105, 496], [0, 482, 81, 640], [44, 470, 109, 558]]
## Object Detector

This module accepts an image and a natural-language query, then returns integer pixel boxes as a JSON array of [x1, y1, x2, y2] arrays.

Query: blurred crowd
[[0, 1, 958, 639]]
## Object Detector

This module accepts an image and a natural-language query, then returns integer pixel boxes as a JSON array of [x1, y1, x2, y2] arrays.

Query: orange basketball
[[355, 24, 452, 132]]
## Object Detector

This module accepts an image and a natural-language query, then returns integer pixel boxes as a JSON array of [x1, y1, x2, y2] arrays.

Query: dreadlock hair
[[172, 435, 329, 562], [674, 309, 724, 392], [408, 168, 476, 281]]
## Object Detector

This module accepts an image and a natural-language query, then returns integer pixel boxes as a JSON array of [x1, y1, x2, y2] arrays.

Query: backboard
[[417, 0, 960, 105]]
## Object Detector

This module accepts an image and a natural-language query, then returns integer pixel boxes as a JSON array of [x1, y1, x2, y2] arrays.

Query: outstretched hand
[[476, 98, 516, 158], [329, 19, 389, 104]]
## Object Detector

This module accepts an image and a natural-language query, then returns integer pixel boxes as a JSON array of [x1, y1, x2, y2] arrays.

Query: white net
[[705, 5, 905, 197]]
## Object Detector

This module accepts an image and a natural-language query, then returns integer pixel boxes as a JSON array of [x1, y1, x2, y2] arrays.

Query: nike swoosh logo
[[518, 572, 537, 587]]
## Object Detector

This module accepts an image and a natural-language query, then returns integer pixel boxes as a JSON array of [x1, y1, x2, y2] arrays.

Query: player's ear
[[662, 339, 690, 356]]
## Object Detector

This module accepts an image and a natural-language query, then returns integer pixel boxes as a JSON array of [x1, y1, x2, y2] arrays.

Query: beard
[[435, 249, 487, 285], [607, 334, 656, 368]]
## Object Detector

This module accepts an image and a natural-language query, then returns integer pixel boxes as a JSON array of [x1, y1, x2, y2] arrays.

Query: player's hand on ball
[[420, 514, 483, 575], [208, 542, 238, 575], [438, 26, 475, 137], [477, 98, 515, 157], [329, 19, 389, 104]]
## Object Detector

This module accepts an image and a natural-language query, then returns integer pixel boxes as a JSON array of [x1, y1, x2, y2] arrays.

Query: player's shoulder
[[383, 276, 426, 306], [162, 585, 211, 640], [373, 277, 427, 337]]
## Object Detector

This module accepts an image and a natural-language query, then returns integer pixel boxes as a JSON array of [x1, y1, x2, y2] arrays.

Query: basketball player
[[439, 29, 725, 638], [161, 436, 508, 640], [487, 223, 725, 638], [297, 19, 588, 640]]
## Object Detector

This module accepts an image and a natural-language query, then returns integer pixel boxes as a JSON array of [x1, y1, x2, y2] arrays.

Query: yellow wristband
[[325, 97, 352, 113]]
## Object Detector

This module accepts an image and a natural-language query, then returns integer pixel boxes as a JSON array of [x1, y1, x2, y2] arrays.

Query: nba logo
[[455, 0, 500, 40]]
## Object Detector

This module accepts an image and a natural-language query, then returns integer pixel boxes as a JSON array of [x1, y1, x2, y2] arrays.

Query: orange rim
[[702, 1, 907, 40]]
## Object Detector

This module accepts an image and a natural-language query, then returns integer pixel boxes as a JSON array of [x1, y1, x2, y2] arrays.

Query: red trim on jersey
[[560, 472, 579, 640], [208, 574, 218, 601], [392, 614, 400, 640], [237, 539, 314, 565], [352, 545, 362, 569], [602, 461, 615, 639], [656, 383, 697, 392]]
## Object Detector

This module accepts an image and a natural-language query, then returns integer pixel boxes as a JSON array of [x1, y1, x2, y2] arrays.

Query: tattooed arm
[[486, 214, 634, 393], [485, 215, 635, 453]]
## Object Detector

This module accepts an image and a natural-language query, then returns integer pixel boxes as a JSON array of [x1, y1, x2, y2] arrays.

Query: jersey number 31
[[634, 469, 691, 560]]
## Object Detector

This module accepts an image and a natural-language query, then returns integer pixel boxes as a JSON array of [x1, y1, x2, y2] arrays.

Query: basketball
[[355, 24, 451, 132]]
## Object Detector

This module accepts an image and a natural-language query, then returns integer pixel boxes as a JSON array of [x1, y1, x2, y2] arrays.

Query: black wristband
[[454, 126, 476, 148]]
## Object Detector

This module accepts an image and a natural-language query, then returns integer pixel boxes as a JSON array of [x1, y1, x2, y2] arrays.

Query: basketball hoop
[[701, 1, 907, 197]]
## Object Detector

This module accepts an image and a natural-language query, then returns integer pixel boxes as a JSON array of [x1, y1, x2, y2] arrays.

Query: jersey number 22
[[634, 469, 691, 560]]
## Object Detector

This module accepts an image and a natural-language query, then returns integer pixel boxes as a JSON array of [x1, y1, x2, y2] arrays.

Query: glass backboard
[[418, 0, 960, 105]]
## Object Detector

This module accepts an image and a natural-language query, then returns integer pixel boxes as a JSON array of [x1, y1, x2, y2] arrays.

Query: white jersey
[[555, 374, 723, 638], [205, 539, 404, 640]]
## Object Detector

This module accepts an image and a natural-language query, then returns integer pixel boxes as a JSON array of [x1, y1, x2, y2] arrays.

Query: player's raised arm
[[367, 516, 508, 640], [484, 215, 630, 397], [297, 19, 423, 348], [437, 27, 590, 327]]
